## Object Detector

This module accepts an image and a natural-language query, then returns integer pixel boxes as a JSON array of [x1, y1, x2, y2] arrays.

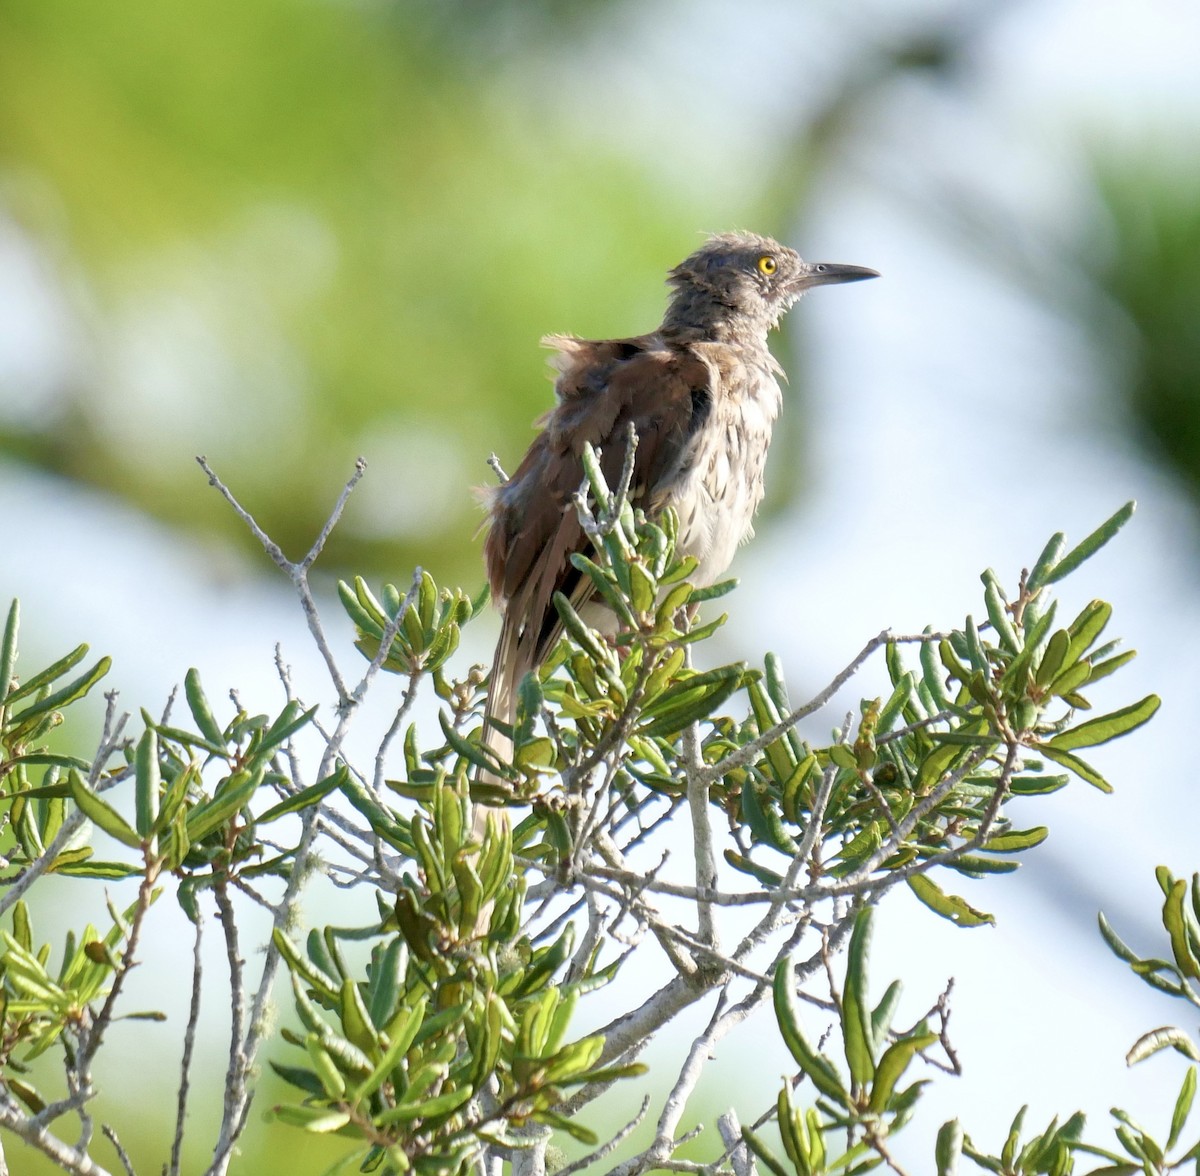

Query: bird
[[478, 230, 878, 794]]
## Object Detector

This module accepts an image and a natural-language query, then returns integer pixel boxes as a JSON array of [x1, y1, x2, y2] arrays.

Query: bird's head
[[662, 231, 878, 339]]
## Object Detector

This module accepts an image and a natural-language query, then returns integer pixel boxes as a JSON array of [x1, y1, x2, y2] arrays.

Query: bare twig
[[372, 668, 423, 793], [169, 913, 205, 1176], [717, 1111, 755, 1176], [211, 877, 247, 1173], [555, 1097, 651, 1176], [682, 719, 718, 950], [606, 980, 772, 1176], [80, 855, 161, 1069], [487, 453, 509, 484], [100, 1126, 134, 1176], [196, 455, 362, 704], [206, 805, 323, 1176], [0, 1095, 112, 1176], [699, 630, 946, 785]]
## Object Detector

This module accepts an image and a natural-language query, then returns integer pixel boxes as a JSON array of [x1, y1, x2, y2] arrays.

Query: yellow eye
[[757, 254, 777, 276]]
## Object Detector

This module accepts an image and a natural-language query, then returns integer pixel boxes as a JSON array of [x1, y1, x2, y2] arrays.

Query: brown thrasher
[[479, 231, 878, 791]]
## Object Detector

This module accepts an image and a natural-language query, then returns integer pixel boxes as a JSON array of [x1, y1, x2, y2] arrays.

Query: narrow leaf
[[981, 827, 1048, 854], [773, 955, 849, 1106], [184, 668, 226, 747], [134, 728, 161, 838], [69, 772, 142, 850], [1098, 911, 1139, 964], [842, 908, 876, 1088], [1039, 745, 1113, 793], [1026, 532, 1066, 593], [741, 1127, 792, 1176], [936, 1119, 964, 1176], [9, 657, 111, 726], [1126, 1027, 1200, 1065], [0, 599, 18, 702], [3, 641, 88, 706], [907, 874, 994, 927], [1169, 1066, 1197, 1150], [258, 766, 347, 824], [869, 1032, 938, 1112], [1163, 880, 1200, 979], [1046, 695, 1160, 752], [1042, 501, 1135, 585]]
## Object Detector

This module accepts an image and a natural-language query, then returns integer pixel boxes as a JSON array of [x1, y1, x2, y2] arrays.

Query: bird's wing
[[484, 334, 712, 695]]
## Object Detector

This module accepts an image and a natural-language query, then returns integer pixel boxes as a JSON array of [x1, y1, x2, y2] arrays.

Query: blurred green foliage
[[1090, 160, 1200, 510], [0, 0, 742, 584]]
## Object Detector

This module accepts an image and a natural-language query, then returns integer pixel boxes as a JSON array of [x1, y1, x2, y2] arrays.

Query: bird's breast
[[667, 357, 783, 586]]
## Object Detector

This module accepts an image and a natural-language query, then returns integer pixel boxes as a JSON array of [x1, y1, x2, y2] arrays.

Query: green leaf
[[869, 1032, 938, 1113], [1027, 532, 1066, 593], [723, 851, 783, 887], [870, 980, 903, 1054], [358, 997, 426, 1103], [69, 772, 142, 850], [134, 728, 161, 839], [981, 827, 1048, 854], [267, 1092, 331, 1119], [305, 1034, 347, 1098], [11, 902, 32, 951], [920, 630, 954, 712], [0, 599, 18, 702], [1008, 773, 1070, 797], [1035, 629, 1072, 689], [185, 768, 263, 842], [687, 576, 738, 605], [1097, 911, 1139, 964], [1087, 648, 1137, 685], [1041, 501, 1135, 585], [915, 741, 971, 793], [982, 570, 1019, 654], [53, 859, 140, 880], [773, 955, 849, 1107], [842, 908, 876, 1089], [1046, 695, 1160, 752], [3, 640, 88, 706], [963, 615, 988, 673], [907, 874, 994, 927], [740, 779, 796, 855], [639, 665, 744, 739], [9, 657, 112, 727], [1039, 745, 1112, 793], [440, 710, 512, 777], [4, 754, 89, 775], [366, 938, 404, 1032], [1168, 1066, 1196, 1150], [1163, 880, 1200, 979], [341, 773, 416, 850], [628, 560, 657, 615], [747, 679, 795, 785], [258, 766, 347, 824], [1062, 600, 1112, 670], [302, 1109, 352, 1134], [260, 702, 319, 755], [532, 1108, 598, 1145], [273, 929, 339, 1002], [184, 668, 226, 747], [936, 1119, 964, 1176], [741, 1126, 792, 1176], [374, 1084, 472, 1126]]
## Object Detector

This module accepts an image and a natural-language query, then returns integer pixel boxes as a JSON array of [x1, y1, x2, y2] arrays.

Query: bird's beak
[[795, 262, 880, 290]]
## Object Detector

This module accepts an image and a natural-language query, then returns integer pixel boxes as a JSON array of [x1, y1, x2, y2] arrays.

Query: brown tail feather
[[473, 620, 521, 839]]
